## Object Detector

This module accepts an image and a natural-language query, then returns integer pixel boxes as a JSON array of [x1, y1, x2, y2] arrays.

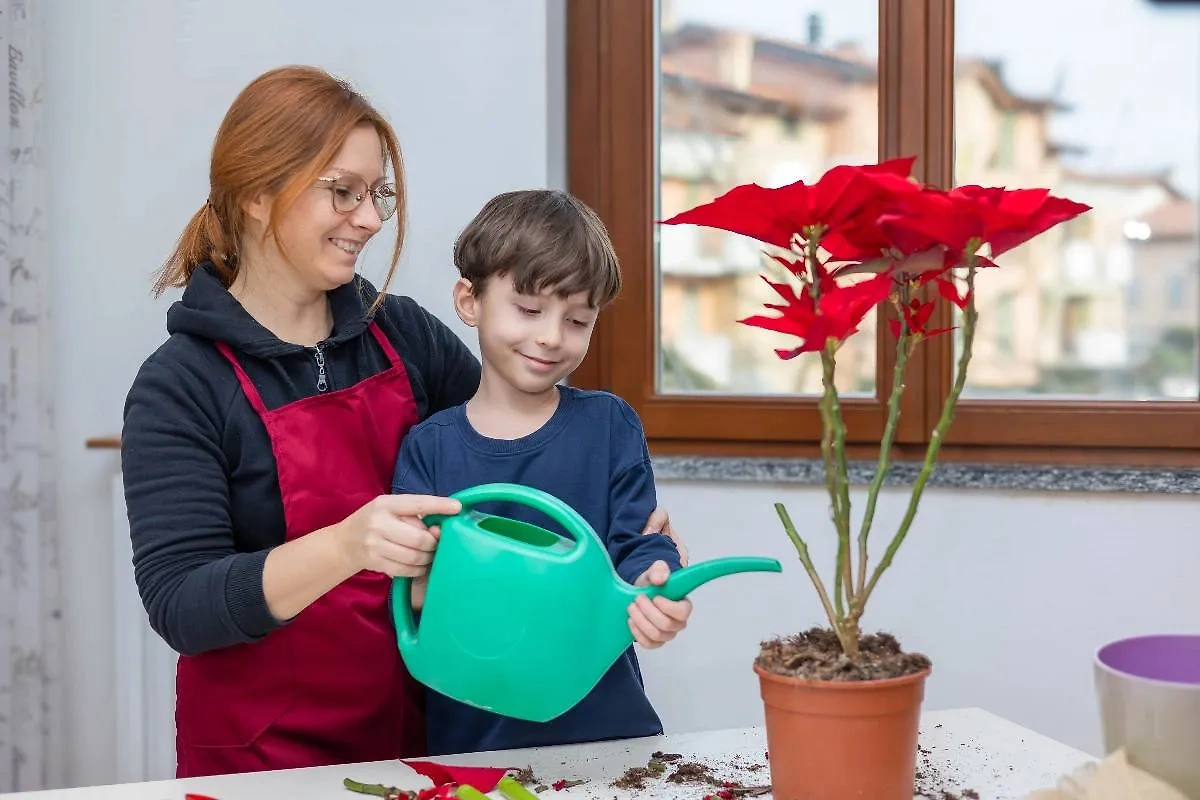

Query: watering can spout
[[660, 556, 782, 601]]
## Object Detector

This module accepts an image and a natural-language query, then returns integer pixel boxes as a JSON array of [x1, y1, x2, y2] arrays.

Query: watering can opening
[[476, 515, 571, 549]]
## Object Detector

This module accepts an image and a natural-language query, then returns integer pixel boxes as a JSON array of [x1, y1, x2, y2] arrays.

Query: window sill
[[651, 456, 1200, 495]]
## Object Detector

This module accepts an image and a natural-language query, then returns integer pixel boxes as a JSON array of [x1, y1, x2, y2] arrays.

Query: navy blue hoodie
[[120, 262, 481, 656]]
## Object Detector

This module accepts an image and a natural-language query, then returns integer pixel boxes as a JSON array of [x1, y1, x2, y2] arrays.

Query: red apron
[[174, 322, 424, 777]]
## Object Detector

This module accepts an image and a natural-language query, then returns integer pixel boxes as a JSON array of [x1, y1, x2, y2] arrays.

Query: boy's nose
[[536, 322, 563, 348]]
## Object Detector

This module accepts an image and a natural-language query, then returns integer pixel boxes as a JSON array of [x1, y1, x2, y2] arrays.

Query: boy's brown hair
[[452, 189, 621, 308]]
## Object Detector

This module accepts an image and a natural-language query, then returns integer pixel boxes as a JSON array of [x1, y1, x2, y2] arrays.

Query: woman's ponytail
[[152, 198, 240, 296]]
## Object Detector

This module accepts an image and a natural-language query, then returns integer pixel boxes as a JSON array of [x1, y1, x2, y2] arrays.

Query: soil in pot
[[756, 627, 931, 680], [755, 627, 932, 800]]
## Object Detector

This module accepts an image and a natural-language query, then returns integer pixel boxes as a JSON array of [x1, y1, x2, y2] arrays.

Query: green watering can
[[391, 483, 782, 722]]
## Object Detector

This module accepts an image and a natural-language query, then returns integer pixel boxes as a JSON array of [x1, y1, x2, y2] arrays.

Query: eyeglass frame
[[315, 173, 398, 221]]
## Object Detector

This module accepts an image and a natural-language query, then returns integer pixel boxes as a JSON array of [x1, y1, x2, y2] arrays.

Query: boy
[[391, 188, 691, 756]]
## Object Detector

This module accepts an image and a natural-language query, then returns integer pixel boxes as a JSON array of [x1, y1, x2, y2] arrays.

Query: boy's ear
[[452, 278, 479, 327]]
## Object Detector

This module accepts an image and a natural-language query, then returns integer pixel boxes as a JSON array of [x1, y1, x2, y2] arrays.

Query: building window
[[567, 0, 1200, 465]]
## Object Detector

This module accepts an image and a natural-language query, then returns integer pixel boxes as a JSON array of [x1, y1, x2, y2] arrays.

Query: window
[[567, 0, 1200, 466]]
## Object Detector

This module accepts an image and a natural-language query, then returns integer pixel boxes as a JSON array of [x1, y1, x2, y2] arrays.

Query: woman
[[121, 65, 685, 779]]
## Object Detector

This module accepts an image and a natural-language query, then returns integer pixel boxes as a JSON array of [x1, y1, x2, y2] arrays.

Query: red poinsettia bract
[[739, 272, 894, 358], [659, 157, 1091, 359], [878, 185, 1091, 260], [658, 156, 919, 254]]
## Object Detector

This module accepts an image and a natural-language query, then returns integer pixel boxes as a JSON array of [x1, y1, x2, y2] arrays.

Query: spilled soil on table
[[507, 765, 586, 794], [913, 738, 982, 799], [755, 627, 931, 681], [612, 751, 769, 796], [471, 738, 1001, 800], [605, 746, 982, 799]]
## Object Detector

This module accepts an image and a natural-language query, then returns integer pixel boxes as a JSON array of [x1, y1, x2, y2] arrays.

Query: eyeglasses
[[315, 174, 398, 221]]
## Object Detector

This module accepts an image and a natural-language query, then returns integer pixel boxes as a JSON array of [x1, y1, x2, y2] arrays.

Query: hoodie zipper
[[311, 343, 329, 393]]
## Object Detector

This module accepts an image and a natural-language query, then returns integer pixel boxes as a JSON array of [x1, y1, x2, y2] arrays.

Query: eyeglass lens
[[328, 176, 397, 220]]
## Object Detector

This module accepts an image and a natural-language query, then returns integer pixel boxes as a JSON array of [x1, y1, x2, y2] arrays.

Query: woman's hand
[[642, 505, 689, 566], [338, 494, 462, 577]]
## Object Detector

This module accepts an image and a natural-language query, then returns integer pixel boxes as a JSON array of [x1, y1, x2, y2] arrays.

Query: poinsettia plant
[[661, 156, 1090, 660]]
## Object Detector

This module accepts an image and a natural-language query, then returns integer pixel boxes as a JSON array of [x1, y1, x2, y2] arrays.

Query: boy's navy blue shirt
[[391, 385, 682, 755]]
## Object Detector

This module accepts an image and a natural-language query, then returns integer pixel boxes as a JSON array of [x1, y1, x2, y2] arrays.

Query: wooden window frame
[[566, 0, 1200, 468]]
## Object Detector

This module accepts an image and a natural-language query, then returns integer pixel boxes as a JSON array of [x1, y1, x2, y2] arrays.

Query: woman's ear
[[452, 278, 479, 327], [241, 191, 272, 232]]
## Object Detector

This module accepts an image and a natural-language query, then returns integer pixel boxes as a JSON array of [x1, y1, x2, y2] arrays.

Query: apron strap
[[214, 341, 269, 416], [367, 321, 403, 368], [215, 323, 400, 415]]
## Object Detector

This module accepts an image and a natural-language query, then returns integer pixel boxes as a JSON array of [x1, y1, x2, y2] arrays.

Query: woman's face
[[251, 124, 394, 292]]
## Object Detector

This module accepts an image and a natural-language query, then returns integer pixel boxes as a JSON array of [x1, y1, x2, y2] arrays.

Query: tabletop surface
[[3, 707, 1096, 800]]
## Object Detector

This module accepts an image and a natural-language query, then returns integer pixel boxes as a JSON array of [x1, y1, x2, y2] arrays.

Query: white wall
[[635, 482, 1199, 760], [45, 0, 552, 788], [41, 0, 1197, 791]]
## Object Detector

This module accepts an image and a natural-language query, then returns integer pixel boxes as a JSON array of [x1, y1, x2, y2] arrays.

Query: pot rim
[[753, 662, 932, 690], [1093, 633, 1200, 690]]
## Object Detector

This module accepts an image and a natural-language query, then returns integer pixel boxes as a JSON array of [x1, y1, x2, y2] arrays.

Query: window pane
[[954, 1, 1200, 401], [655, 0, 879, 396]]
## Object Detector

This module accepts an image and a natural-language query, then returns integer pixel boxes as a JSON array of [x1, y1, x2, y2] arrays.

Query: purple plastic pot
[[1094, 634, 1200, 797]]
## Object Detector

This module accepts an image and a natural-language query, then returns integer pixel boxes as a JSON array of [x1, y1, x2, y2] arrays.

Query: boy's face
[[454, 273, 599, 396]]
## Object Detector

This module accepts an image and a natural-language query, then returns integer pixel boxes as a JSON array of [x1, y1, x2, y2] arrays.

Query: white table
[[3, 708, 1095, 800]]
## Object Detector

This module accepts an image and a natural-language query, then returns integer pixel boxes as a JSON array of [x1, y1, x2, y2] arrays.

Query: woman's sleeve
[[121, 354, 283, 656], [392, 295, 481, 413]]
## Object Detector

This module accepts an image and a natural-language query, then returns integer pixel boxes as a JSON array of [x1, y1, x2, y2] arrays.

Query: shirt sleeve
[[121, 354, 283, 656], [391, 424, 439, 497], [402, 296, 482, 414], [603, 399, 682, 585]]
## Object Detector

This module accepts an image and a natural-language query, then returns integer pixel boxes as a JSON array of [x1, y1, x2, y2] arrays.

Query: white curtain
[[0, 0, 63, 792]]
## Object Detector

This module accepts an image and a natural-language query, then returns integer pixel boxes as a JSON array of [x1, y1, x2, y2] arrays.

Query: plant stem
[[860, 258, 979, 609], [855, 316, 912, 600], [497, 777, 543, 800], [818, 367, 845, 620], [774, 502, 839, 634], [805, 237, 847, 621], [344, 777, 410, 800], [821, 345, 854, 614]]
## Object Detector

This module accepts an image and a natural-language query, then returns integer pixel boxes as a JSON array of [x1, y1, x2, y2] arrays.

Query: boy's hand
[[629, 560, 691, 648]]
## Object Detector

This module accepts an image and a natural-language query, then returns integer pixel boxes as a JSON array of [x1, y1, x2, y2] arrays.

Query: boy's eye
[[570, 319, 589, 328], [516, 305, 540, 315]]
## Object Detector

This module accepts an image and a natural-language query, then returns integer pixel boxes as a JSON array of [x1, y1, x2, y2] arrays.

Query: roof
[[661, 71, 845, 127], [955, 59, 1071, 113], [1061, 167, 1187, 199], [1139, 197, 1199, 240], [661, 22, 1066, 119], [663, 23, 877, 84]]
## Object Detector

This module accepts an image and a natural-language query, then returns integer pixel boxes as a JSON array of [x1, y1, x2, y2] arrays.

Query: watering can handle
[[422, 482, 601, 555], [394, 483, 602, 650]]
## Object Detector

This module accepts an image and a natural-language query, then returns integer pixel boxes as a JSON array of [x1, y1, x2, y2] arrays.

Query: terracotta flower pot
[[754, 663, 931, 800]]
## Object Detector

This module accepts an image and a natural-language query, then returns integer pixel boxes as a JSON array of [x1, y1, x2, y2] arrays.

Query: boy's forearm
[[614, 532, 683, 583]]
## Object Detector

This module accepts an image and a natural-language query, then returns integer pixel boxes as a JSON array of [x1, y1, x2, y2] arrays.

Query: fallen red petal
[[402, 760, 509, 792]]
